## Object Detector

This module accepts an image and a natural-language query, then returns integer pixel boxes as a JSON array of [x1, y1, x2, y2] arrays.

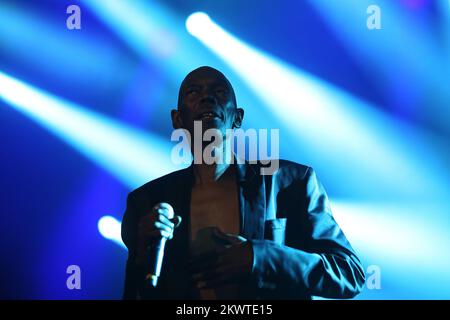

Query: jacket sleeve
[[250, 167, 366, 299], [121, 192, 141, 300]]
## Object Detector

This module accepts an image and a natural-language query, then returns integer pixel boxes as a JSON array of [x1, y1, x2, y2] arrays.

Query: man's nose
[[199, 92, 217, 106]]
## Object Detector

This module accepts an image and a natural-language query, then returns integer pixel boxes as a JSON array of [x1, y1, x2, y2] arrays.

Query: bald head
[[177, 66, 237, 108]]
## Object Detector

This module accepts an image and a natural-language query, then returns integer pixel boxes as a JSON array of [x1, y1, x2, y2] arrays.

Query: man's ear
[[233, 108, 244, 129], [171, 109, 183, 129]]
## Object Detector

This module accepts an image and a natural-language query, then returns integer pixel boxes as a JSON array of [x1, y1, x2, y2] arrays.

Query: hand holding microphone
[[137, 202, 182, 287]]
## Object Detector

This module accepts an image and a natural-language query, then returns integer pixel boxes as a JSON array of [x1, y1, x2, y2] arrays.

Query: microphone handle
[[145, 237, 168, 287]]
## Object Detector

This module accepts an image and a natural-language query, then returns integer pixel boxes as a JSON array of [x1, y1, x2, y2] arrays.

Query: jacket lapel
[[237, 163, 267, 240]]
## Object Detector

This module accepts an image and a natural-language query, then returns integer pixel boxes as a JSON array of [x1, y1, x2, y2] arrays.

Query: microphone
[[145, 202, 175, 288]]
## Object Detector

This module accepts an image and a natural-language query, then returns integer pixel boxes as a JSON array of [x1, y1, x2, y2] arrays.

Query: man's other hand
[[190, 229, 253, 289]]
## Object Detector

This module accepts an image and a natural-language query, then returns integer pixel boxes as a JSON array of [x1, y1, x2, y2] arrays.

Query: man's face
[[172, 67, 243, 138]]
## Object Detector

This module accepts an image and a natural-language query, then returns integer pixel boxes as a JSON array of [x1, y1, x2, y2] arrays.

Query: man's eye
[[186, 89, 198, 96], [216, 88, 228, 95]]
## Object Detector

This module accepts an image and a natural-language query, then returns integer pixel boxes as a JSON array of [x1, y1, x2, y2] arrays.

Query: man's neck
[[192, 137, 235, 184], [193, 162, 231, 185]]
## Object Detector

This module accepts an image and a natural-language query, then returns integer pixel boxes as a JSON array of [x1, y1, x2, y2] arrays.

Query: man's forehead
[[181, 68, 231, 88], [177, 66, 237, 107]]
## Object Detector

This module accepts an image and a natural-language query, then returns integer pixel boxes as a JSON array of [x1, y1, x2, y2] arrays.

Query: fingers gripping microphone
[[146, 202, 174, 288]]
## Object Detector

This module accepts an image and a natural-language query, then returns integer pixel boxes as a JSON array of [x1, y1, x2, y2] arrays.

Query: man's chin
[[196, 119, 223, 131]]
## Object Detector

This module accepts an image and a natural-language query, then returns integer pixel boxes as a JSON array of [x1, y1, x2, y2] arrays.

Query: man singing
[[121, 66, 365, 299]]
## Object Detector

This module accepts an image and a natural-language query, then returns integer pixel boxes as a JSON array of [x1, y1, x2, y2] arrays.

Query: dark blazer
[[121, 160, 365, 299]]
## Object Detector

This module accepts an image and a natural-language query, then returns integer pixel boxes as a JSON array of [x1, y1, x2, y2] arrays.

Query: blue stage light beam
[[185, 12, 449, 200], [82, 0, 177, 59], [306, 0, 449, 133], [0, 71, 178, 189], [0, 2, 126, 89], [438, 0, 450, 67], [332, 201, 450, 299], [306, 0, 444, 81], [82, 0, 217, 83], [98, 216, 126, 249]]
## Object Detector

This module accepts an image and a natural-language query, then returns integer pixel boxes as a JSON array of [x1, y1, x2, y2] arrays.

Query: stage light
[[98, 215, 126, 249], [185, 12, 212, 37], [185, 12, 449, 200], [0, 71, 178, 189]]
